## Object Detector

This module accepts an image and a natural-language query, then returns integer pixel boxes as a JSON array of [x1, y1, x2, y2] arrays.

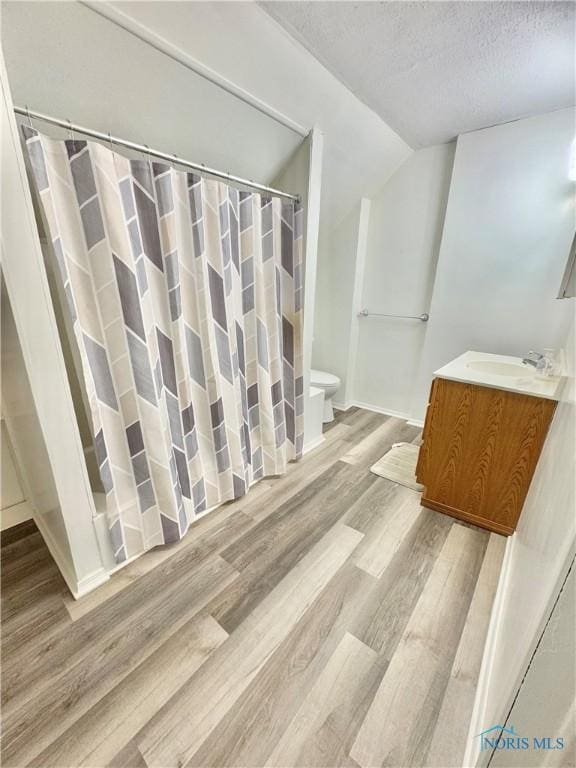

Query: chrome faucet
[[522, 351, 547, 370]]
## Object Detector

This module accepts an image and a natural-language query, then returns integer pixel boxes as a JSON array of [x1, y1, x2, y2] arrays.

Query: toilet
[[310, 369, 341, 423]]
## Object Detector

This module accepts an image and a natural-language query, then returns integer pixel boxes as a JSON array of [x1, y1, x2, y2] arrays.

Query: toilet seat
[[310, 369, 340, 387]]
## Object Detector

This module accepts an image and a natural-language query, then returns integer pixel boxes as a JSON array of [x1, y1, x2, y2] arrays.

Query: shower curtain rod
[[14, 106, 301, 203]]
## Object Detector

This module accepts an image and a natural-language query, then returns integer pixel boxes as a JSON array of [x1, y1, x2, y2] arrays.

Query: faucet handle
[[522, 351, 547, 370]]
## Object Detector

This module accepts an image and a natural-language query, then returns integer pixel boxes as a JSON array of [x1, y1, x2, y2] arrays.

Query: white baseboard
[[75, 567, 110, 598], [0, 500, 33, 530], [34, 509, 109, 599], [302, 434, 326, 455], [92, 498, 117, 572], [352, 400, 414, 422], [334, 399, 420, 425], [407, 418, 425, 428], [332, 401, 352, 412]]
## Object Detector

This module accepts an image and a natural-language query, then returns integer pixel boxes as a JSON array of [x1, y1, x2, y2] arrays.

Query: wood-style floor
[[1, 408, 505, 768]]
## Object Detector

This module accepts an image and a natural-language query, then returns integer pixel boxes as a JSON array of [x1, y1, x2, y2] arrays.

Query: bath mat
[[370, 442, 424, 492]]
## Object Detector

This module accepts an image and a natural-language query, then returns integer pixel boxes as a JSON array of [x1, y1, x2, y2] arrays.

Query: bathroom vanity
[[416, 351, 561, 535]]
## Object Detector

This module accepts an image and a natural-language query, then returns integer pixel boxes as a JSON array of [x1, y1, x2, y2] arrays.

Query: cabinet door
[[419, 378, 556, 534], [415, 378, 437, 483]]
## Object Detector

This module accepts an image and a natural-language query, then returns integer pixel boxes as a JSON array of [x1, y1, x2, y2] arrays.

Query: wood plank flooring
[[1, 408, 506, 768]]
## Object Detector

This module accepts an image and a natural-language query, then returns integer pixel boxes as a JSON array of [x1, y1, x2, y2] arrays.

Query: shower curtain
[[23, 126, 303, 562]]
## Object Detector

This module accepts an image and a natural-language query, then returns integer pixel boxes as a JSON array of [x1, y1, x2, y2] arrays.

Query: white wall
[[312, 144, 455, 415], [1, 1, 302, 186], [313, 203, 363, 397], [0, 418, 33, 531], [0, 282, 59, 519], [92, 0, 411, 228], [467, 318, 575, 767], [353, 144, 455, 417], [490, 565, 575, 768], [0, 421, 25, 510], [2, 0, 410, 228], [412, 107, 576, 420]]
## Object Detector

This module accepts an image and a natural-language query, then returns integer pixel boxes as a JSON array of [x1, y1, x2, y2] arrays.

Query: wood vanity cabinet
[[415, 377, 557, 535]]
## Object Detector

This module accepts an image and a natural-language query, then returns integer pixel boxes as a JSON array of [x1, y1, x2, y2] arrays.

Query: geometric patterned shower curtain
[[23, 126, 303, 563]]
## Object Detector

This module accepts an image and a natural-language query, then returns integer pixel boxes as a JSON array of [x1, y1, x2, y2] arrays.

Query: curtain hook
[[144, 143, 153, 176], [108, 131, 119, 174], [67, 118, 75, 143], [25, 104, 33, 129]]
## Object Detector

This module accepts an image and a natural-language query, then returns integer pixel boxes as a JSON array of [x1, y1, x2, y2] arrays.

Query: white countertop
[[434, 351, 563, 401]]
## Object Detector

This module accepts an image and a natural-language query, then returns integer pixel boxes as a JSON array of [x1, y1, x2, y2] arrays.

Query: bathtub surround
[[24, 128, 303, 562]]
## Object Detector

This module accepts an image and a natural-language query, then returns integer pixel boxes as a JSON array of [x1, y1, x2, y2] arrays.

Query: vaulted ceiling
[[262, 1, 576, 148]]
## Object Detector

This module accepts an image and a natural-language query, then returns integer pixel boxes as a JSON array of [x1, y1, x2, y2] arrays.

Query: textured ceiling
[[262, 1, 576, 148]]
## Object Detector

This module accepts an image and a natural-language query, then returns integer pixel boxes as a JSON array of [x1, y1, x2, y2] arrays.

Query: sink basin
[[466, 360, 534, 378]]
